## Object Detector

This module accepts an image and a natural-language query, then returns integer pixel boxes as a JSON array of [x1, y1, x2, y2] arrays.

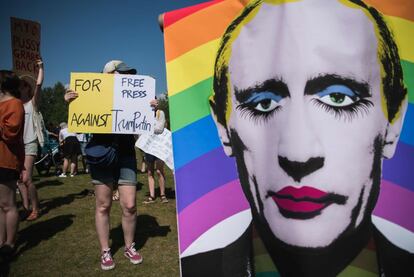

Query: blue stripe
[[400, 102, 414, 146], [175, 147, 238, 212], [383, 141, 414, 192], [172, 115, 222, 169]]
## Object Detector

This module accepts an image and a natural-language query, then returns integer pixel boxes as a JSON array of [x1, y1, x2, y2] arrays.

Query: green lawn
[[5, 158, 180, 276]]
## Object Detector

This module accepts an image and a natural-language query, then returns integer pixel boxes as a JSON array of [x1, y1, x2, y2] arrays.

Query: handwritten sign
[[136, 129, 174, 170], [10, 17, 41, 79], [68, 73, 155, 134]]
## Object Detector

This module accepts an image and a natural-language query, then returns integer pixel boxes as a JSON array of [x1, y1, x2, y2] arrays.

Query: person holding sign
[[17, 58, 43, 221], [65, 60, 143, 271], [143, 104, 168, 204], [0, 70, 24, 260]]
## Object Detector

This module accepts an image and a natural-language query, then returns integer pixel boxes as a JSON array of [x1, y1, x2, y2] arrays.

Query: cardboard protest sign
[[10, 17, 41, 79], [164, 0, 414, 276], [68, 73, 155, 134], [135, 129, 174, 170]]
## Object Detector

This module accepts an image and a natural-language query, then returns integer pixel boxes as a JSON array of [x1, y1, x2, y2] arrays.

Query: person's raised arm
[[154, 109, 166, 134], [32, 58, 44, 110]]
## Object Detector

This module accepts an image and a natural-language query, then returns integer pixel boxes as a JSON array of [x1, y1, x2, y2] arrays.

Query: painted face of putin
[[211, 0, 407, 249]]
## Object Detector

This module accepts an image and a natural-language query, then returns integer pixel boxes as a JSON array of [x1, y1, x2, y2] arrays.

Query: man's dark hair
[[210, 0, 407, 126]]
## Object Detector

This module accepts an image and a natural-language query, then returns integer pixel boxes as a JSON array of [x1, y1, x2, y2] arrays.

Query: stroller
[[34, 135, 63, 176]]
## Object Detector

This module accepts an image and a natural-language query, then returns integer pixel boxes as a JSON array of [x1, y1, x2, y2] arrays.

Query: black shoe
[[0, 245, 15, 263]]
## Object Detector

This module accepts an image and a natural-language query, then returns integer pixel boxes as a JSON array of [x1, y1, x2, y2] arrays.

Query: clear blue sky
[[0, 0, 206, 95]]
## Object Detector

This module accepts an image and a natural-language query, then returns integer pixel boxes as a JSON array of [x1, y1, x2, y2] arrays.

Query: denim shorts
[[0, 168, 19, 183], [24, 140, 38, 156], [90, 154, 137, 186]]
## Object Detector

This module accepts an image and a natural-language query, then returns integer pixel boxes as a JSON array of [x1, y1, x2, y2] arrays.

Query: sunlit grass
[[7, 154, 179, 276]]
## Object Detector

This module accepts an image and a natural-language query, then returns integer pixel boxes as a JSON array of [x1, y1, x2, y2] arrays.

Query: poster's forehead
[[229, 0, 380, 91]]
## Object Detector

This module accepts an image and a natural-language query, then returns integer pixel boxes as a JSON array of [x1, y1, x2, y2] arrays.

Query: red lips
[[271, 186, 329, 213]]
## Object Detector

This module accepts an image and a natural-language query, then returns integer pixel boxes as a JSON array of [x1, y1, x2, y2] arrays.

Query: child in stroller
[[34, 134, 63, 176]]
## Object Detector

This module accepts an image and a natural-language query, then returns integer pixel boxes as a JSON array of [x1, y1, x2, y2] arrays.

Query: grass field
[[3, 156, 180, 276]]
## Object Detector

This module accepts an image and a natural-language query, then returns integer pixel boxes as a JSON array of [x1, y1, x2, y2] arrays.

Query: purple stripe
[[175, 147, 239, 212], [373, 179, 414, 233], [178, 180, 249, 253], [382, 141, 414, 192]]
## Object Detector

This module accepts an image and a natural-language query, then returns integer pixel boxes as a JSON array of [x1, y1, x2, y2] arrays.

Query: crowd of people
[[0, 59, 169, 271]]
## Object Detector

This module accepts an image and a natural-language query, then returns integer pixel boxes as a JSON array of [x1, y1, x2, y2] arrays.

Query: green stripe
[[337, 266, 377, 277], [169, 77, 213, 132], [402, 60, 414, 104], [256, 272, 280, 277], [349, 249, 378, 274], [255, 254, 277, 273]]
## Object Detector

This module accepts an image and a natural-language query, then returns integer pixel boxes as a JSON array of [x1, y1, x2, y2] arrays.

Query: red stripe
[[164, 0, 224, 28]]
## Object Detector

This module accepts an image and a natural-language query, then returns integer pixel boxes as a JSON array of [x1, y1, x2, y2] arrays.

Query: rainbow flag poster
[[164, 1, 414, 276]]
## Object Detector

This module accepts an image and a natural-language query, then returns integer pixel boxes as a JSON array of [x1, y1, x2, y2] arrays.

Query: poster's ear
[[210, 100, 233, 157], [383, 100, 408, 159]]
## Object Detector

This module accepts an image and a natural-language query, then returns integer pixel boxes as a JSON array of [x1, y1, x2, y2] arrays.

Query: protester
[[64, 60, 143, 270], [143, 104, 168, 204], [58, 122, 80, 177], [0, 70, 24, 260], [16, 59, 44, 221]]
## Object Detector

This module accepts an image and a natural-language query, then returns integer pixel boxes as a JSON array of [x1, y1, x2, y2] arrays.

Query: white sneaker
[[58, 173, 67, 178]]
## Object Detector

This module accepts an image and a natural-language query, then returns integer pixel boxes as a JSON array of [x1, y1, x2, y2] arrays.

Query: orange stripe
[[364, 0, 414, 22], [164, 0, 247, 62], [164, 0, 224, 28]]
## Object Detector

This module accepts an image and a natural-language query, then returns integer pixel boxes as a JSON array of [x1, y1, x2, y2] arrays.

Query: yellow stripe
[[255, 254, 278, 273], [166, 39, 220, 97], [384, 15, 414, 63], [337, 266, 377, 277], [166, 13, 414, 97]]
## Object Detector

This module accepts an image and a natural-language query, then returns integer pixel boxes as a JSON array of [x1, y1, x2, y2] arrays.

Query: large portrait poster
[[165, 0, 414, 276]]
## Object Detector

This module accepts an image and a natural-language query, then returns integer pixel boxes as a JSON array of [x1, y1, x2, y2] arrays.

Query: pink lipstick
[[269, 186, 346, 219]]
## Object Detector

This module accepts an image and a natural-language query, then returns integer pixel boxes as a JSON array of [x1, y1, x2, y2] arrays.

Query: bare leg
[[16, 181, 29, 210], [81, 156, 87, 173], [118, 185, 137, 248], [0, 198, 5, 246], [95, 184, 113, 251], [62, 158, 69, 175], [146, 162, 155, 198], [70, 155, 77, 175], [23, 155, 39, 212], [155, 160, 166, 197], [0, 182, 19, 246], [140, 160, 146, 173]]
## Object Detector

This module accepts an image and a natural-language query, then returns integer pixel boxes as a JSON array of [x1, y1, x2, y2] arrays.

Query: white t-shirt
[[76, 133, 87, 143], [23, 100, 37, 144], [59, 128, 77, 141]]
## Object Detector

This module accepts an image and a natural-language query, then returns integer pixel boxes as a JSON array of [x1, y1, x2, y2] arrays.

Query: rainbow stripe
[[164, 0, 414, 274]]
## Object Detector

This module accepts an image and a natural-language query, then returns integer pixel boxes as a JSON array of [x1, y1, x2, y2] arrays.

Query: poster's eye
[[316, 85, 358, 107]]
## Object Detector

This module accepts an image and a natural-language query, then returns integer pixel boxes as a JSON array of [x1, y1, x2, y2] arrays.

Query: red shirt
[[0, 97, 25, 171]]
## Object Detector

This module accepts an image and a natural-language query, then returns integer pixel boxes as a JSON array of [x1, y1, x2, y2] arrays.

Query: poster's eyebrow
[[234, 78, 289, 103], [304, 74, 370, 97]]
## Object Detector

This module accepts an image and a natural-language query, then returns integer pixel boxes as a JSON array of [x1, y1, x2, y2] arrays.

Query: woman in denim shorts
[[65, 60, 146, 270]]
